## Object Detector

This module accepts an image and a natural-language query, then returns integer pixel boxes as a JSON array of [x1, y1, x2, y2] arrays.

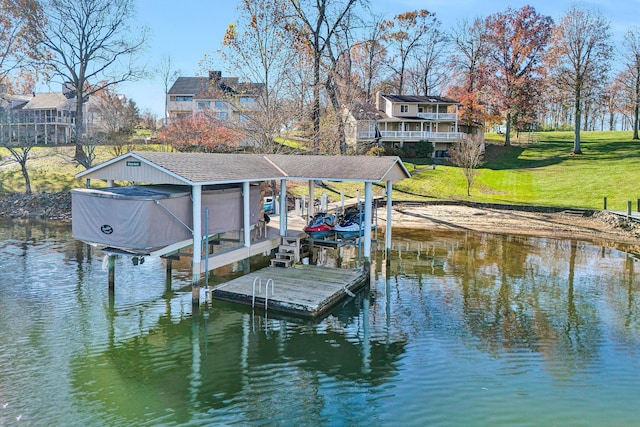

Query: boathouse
[[73, 152, 410, 306]]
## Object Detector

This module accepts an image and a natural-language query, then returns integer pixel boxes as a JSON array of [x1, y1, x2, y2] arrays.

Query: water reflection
[[0, 222, 639, 426]]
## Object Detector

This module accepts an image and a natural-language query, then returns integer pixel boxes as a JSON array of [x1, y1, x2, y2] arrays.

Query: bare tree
[[156, 54, 180, 126], [407, 21, 448, 96], [352, 15, 388, 102], [288, 0, 360, 153], [448, 136, 484, 196], [218, 0, 303, 154], [380, 10, 439, 95], [621, 27, 640, 140], [0, 108, 37, 193], [545, 5, 612, 154], [26, 0, 148, 168]]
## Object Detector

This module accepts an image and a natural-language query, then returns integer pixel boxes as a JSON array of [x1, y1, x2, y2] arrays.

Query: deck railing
[[358, 131, 466, 141]]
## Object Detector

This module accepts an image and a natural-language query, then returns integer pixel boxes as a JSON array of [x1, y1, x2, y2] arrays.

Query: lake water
[[0, 221, 639, 426]]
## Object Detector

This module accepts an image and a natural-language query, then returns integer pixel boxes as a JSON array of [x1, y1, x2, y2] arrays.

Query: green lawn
[[295, 130, 640, 210], [2, 131, 639, 210]]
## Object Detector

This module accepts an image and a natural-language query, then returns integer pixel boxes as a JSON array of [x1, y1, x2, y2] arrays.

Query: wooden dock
[[210, 264, 368, 318]]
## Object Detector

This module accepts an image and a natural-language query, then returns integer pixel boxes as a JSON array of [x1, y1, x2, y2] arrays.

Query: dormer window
[[400, 105, 409, 113]]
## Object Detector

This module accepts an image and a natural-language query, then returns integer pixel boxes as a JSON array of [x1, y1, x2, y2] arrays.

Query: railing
[[358, 131, 466, 141], [252, 277, 275, 311], [416, 112, 457, 121]]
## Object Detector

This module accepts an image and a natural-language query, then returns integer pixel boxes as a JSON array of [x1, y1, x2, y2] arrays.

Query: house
[[166, 71, 263, 125], [346, 92, 483, 157], [0, 84, 107, 146], [0, 92, 78, 145]]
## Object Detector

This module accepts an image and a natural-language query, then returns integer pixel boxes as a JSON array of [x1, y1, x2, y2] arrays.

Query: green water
[[0, 221, 638, 426]]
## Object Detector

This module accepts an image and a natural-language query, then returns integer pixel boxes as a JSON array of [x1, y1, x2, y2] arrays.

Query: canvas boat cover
[[72, 184, 261, 254]]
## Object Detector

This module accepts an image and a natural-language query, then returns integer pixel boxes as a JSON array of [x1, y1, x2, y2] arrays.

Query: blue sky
[[123, 0, 639, 118]]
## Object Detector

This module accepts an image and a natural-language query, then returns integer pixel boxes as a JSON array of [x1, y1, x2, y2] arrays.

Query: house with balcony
[[346, 92, 483, 157], [0, 91, 86, 145], [167, 71, 263, 127]]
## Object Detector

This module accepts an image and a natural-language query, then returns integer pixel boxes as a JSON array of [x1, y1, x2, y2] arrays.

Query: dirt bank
[[380, 202, 640, 248]]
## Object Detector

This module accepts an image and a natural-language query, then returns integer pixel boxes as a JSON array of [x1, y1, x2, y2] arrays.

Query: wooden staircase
[[270, 236, 304, 268]]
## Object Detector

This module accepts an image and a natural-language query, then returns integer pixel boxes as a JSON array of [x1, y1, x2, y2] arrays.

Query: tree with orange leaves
[[485, 5, 553, 146], [157, 115, 240, 153]]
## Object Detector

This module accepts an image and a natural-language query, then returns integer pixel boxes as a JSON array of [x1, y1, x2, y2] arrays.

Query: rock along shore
[[0, 192, 72, 222]]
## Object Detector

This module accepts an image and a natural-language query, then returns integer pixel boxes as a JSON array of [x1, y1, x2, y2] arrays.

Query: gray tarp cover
[[72, 184, 261, 253]]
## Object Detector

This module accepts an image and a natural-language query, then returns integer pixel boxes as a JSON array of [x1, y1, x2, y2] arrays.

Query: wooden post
[[107, 254, 115, 292], [628, 201, 632, 217], [165, 257, 173, 290], [603, 197, 607, 210]]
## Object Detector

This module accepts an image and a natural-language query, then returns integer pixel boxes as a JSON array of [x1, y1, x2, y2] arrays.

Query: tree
[[447, 18, 492, 130], [380, 10, 439, 95], [219, 0, 302, 154], [0, 0, 41, 86], [92, 89, 139, 157], [0, 107, 37, 194], [621, 28, 640, 140], [156, 54, 180, 126], [545, 5, 612, 154], [26, 0, 147, 168], [156, 115, 240, 153], [448, 136, 484, 196], [351, 16, 388, 102], [288, 0, 360, 153], [485, 6, 553, 146], [407, 19, 448, 96]]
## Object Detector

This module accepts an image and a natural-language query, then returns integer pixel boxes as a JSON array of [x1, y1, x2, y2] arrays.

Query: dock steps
[[270, 236, 303, 267]]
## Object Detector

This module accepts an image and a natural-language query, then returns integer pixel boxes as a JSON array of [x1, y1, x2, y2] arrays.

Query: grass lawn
[[1, 130, 639, 210], [292, 130, 640, 210]]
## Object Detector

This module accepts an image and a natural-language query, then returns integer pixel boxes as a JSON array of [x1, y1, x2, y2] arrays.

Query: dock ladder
[[252, 277, 275, 311]]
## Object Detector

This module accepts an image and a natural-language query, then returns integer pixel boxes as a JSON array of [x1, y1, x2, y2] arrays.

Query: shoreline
[[2, 192, 639, 249]]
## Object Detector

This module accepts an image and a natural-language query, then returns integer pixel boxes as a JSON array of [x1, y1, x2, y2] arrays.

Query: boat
[[333, 210, 375, 240], [304, 212, 338, 239]]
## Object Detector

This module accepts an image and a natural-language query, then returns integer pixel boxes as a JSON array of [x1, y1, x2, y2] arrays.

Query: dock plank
[[211, 264, 368, 318]]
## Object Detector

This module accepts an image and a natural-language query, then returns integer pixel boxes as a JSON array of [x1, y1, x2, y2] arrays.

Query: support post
[[364, 182, 373, 271], [280, 179, 287, 236], [107, 254, 115, 292], [308, 180, 315, 219], [192, 184, 202, 305], [165, 257, 173, 290], [628, 201, 632, 218], [243, 181, 251, 247], [386, 180, 392, 251], [603, 197, 607, 210]]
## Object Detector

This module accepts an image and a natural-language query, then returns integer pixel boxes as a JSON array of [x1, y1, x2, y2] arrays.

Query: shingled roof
[[382, 94, 458, 104], [168, 73, 263, 99], [77, 152, 410, 185]]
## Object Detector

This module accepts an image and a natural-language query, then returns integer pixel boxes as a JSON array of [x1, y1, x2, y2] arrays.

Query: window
[[215, 112, 228, 120], [418, 107, 424, 113], [175, 96, 193, 102], [197, 101, 210, 110], [400, 105, 409, 113], [214, 101, 226, 109], [239, 97, 254, 103]]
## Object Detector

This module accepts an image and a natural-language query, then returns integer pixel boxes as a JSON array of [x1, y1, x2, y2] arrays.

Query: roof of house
[[76, 152, 411, 185], [350, 102, 385, 121], [2, 93, 77, 111], [382, 94, 458, 104], [168, 76, 263, 99]]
